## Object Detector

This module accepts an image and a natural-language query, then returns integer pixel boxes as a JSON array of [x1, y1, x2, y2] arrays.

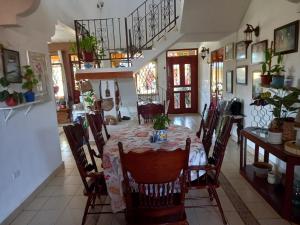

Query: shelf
[[241, 165, 285, 214], [0, 99, 45, 122]]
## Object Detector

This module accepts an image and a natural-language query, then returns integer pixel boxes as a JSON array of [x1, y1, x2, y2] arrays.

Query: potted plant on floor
[[261, 88, 300, 143], [153, 114, 171, 142], [22, 65, 38, 102]]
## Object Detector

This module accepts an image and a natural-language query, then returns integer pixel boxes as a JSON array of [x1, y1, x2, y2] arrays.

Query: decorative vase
[[24, 91, 35, 102], [5, 96, 17, 106], [271, 75, 285, 89], [153, 129, 167, 142], [267, 130, 282, 144], [282, 119, 296, 142], [260, 75, 272, 87], [83, 51, 94, 62]]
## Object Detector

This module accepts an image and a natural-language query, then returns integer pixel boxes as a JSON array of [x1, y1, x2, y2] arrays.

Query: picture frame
[[274, 20, 299, 55], [226, 70, 233, 93], [251, 40, 268, 64], [27, 51, 49, 96], [252, 71, 262, 99], [2, 48, 22, 83], [236, 66, 248, 85], [236, 41, 247, 60], [224, 43, 234, 61]]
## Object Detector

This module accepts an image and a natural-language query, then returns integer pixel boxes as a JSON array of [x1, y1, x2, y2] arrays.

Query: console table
[[240, 127, 300, 224]]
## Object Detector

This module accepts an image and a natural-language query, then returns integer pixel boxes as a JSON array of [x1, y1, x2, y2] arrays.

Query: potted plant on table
[[22, 65, 38, 102], [261, 88, 300, 143], [261, 48, 285, 88], [153, 114, 171, 142], [78, 36, 97, 62]]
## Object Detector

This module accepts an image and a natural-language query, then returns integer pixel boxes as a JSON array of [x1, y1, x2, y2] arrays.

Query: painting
[[226, 70, 233, 93], [236, 41, 247, 60], [2, 48, 22, 83], [251, 40, 268, 64], [27, 51, 49, 95], [225, 43, 234, 61], [236, 66, 248, 85], [252, 71, 262, 99], [274, 20, 299, 55]]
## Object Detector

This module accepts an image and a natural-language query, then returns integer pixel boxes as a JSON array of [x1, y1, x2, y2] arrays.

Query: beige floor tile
[[235, 187, 265, 203], [48, 176, 66, 186], [42, 196, 72, 211], [10, 211, 37, 225], [25, 197, 49, 211], [55, 208, 84, 225], [28, 210, 62, 225], [51, 184, 81, 196], [64, 176, 82, 185], [56, 168, 73, 177], [225, 211, 245, 225], [246, 202, 281, 219], [68, 196, 87, 209], [258, 218, 292, 225], [37, 186, 57, 197]]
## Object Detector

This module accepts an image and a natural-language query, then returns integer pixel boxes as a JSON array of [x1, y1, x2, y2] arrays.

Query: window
[[51, 55, 65, 99], [167, 49, 198, 57], [135, 61, 158, 95]]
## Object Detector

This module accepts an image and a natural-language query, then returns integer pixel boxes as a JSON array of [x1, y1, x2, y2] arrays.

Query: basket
[[101, 98, 114, 111], [282, 120, 296, 141]]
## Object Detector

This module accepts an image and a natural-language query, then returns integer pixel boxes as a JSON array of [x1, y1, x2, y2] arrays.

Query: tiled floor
[[9, 114, 293, 225]]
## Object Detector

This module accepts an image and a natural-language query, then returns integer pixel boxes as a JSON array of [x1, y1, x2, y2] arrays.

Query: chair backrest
[[137, 102, 165, 124], [209, 116, 234, 180], [202, 107, 220, 156], [63, 123, 98, 191], [196, 103, 208, 138], [119, 138, 190, 209], [86, 113, 107, 158]]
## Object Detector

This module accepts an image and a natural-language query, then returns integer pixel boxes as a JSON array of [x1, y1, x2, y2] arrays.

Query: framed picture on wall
[[226, 70, 233, 93], [252, 71, 262, 99], [251, 40, 268, 64], [27, 51, 49, 96], [236, 41, 247, 60], [236, 66, 248, 85], [274, 20, 299, 55], [2, 48, 22, 83], [225, 43, 234, 61]]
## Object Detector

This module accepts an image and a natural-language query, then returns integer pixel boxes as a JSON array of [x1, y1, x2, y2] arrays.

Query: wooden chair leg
[[211, 187, 227, 225], [82, 195, 93, 225], [207, 187, 213, 201], [91, 195, 96, 208]]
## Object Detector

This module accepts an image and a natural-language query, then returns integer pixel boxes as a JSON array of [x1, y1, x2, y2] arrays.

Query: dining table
[[102, 124, 207, 212]]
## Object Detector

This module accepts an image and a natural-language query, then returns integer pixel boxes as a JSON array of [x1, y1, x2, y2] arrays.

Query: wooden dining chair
[[137, 101, 165, 124], [63, 123, 111, 225], [118, 138, 191, 225], [186, 116, 234, 225], [86, 113, 110, 159], [196, 103, 207, 138]]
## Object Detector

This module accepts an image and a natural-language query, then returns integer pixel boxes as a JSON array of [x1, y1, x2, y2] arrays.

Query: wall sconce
[[97, 0, 104, 9], [200, 47, 209, 60], [244, 24, 260, 48]]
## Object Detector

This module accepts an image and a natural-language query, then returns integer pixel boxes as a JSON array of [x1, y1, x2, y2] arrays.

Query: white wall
[[0, 5, 62, 223]]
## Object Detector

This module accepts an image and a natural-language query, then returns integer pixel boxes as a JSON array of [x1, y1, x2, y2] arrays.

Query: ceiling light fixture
[[200, 47, 209, 60], [243, 24, 260, 49]]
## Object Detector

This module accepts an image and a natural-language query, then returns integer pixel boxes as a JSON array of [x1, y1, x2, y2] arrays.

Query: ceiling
[[180, 0, 251, 42], [50, 21, 75, 43]]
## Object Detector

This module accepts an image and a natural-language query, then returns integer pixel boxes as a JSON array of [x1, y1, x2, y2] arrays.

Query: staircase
[[74, 0, 181, 72]]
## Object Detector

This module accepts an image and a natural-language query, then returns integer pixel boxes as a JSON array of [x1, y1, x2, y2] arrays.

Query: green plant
[[0, 77, 9, 87], [22, 65, 38, 91], [153, 114, 171, 130], [69, 42, 77, 54], [262, 48, 285, 76], [0, 77, 23, 103], [79, 36, 97, 53], [84, 91, 95, 107]]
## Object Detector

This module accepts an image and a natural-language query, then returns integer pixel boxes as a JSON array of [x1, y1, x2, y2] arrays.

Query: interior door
[[166, 55, 198, 114]]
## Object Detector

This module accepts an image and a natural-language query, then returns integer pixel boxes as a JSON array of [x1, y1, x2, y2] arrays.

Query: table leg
[[254, 144, 259, 162], [282, 162, 294, 220], [264, 151, 269, 163], [243, 138, 247, 167], [240, 135, 244, 169], [236, 120, 243, 145]]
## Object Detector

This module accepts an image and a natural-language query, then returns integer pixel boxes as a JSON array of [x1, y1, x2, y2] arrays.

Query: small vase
[[261, 75, 272, 87], [24, 91, 35, 102], [268, 130, 282, 144], [5, 96, 18, 106], [154, 129, 167, 142], [83, 51, 94, 62], [271, 75, 285, 89]]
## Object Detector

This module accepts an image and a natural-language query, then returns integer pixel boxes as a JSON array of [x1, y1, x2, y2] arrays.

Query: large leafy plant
[[22, 65, 38, 91], [0, 77, 22, 103], [153, 115, 171, 130], [79, 36, 97, 53], [262, 48, 285, 76]]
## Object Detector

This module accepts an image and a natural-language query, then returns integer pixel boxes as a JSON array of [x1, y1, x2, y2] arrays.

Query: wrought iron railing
[[126, 0, 178, 57], [74, 0, 178, 68]]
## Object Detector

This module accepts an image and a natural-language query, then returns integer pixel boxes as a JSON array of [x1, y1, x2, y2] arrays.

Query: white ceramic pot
[[267, 131, 282, 144]]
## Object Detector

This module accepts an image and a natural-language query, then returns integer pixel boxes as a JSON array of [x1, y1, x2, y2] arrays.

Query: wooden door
[[166, 55, 198, 114]]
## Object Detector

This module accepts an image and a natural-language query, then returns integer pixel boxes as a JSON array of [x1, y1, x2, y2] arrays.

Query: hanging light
[[243, 24, 260, 49], [200, 47, 209, 60]]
